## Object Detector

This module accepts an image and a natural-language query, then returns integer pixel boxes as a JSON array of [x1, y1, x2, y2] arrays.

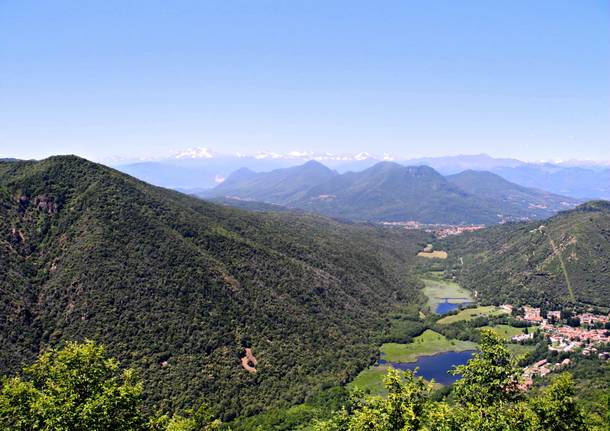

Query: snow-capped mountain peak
[[173, 147, 214, 159]]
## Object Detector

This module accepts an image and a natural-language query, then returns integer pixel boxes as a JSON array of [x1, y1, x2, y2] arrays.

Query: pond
[[436, 299, 472, 315], [379, 350, 475, 385]]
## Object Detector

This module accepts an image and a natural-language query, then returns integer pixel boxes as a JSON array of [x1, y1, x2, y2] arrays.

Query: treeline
[[0, 341, 221, 431], [3, 335, 608, 430]]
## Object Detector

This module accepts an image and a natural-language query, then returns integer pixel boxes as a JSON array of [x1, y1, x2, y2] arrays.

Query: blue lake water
[[379, 350, 475, 385], [436, 302, 461, 314], [435, 299, 472, 315]]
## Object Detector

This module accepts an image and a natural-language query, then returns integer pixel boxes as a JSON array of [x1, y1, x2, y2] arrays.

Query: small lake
[[436, 299, 472, 315], [379, 350, 475, 385]]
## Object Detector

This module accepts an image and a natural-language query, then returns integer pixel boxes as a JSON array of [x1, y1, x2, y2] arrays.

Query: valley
[[345, 231, 610, 428], [3, 2, 607, 428], [347, 277, 520, 398], [0, 156, 608, 429]]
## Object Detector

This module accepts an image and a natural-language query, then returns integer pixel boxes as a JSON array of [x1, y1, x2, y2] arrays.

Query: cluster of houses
[[509, 305, 610, 356], [578, 312, 610, 326], [520, 358, 572, 389], [432, 225, 486, 238], [503, 305, 610, 388], [544, 325, 609, 352], [522, 306, 543, 322], [379, 220, 485, 238]]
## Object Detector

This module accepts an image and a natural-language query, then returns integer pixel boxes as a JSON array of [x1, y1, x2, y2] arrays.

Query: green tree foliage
[[314, 329, 594, 431], [0, 341, 222, 431], [451, 330, 521, 407], [530, 373, 586, 431], [0, 340, 146, 430], [150, 405, 222, 431]]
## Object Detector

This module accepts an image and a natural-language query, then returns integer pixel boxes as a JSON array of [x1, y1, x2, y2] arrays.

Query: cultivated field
[[479, 324, 525, 340], [417, 250, 448, 259]]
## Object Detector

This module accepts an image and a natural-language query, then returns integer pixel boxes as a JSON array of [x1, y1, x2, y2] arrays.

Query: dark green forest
[[0, 156, 429, 420]]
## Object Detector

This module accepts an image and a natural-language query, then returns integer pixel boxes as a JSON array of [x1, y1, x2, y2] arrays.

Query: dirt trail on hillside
[[547, 234, 575, 302], [241, 348, 258, 373]]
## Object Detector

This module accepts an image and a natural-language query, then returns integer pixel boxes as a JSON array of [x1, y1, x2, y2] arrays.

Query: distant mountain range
[[203, 161, 580, 225], [113, 152, 610, 200], [489, 164, 610, 200], [214, 161, 338, 204]]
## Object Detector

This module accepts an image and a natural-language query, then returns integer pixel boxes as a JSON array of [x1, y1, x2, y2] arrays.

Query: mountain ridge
[[204, 161, 580, 225], [213, 160, 338, 204], [114, 154, 610, 200]]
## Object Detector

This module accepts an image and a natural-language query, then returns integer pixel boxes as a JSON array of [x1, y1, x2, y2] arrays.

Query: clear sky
[[1, 1, 608, 162]]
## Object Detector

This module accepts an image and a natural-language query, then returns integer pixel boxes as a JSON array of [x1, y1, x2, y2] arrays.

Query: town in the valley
[[500, 304, 610, 389]]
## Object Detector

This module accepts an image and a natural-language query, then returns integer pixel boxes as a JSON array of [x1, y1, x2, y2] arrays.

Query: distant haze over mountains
[[202, 160, 580, 225], [112, 151, 610, 201]]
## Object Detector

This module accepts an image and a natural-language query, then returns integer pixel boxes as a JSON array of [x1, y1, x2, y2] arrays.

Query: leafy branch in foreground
[[0, 340, 222, 431]]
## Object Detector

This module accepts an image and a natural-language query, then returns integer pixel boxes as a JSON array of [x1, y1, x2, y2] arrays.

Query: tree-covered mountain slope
[[205, 161, 579, 225], [0, 156, 429, 420], [440, 201, 610, 307]]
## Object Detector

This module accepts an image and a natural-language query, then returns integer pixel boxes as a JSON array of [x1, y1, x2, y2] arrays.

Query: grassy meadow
[[381, 330, 477, 362], [437, 305, 508, 325], [479, 324, 525, 340]]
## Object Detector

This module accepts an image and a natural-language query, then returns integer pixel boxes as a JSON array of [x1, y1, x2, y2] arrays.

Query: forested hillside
[[0, 156, 428, 420], [440, 201, 610, 307]]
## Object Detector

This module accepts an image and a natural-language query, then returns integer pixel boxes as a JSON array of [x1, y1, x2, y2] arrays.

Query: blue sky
[[1, 1, 608, 161]]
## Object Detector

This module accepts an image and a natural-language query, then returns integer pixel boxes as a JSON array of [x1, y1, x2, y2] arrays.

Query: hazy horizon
[[1, 1, 608, 162], [3, 148, 610, 167]]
